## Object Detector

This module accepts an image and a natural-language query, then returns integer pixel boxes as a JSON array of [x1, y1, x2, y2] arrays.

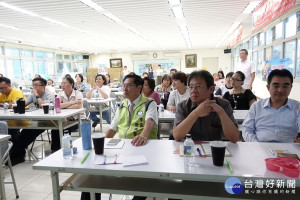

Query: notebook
[[179, 143, 232, 157]]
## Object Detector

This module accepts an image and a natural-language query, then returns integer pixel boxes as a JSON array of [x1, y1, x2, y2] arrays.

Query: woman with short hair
[[87, 74, 111, 127], [142, 77, 161, 105], [75, 74, 85, 92], [155, 74, 173, 108]]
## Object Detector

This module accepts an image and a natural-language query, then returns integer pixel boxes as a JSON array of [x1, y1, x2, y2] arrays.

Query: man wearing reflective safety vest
[[106, 73, 158, 145]]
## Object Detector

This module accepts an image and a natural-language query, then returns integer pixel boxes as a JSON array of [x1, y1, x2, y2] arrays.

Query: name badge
[[137, 110, 143, 116]]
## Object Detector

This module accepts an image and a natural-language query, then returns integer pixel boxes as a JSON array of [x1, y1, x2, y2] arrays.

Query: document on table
[[104, 141, 125, 149], [94, 154, 148, 167]]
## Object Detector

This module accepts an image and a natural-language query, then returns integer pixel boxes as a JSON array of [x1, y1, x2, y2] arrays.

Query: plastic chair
[[0, 121, 19, 199]]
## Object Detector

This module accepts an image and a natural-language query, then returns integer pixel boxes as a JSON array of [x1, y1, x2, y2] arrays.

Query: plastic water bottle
[[160, 103, 164, 112], [183, 134, 195, 166], [3, 102, 9, 114], [49, 102, 54, 114], [62, 133, 73, 159]]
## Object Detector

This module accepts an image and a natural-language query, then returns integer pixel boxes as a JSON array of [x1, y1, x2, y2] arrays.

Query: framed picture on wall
[[110, 58, 123, 68], [185, 54, 197, 68]]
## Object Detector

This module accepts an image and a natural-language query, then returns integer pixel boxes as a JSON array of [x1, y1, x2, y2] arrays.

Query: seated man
[[12, 77, 54, 165], [242, 69, 300, 143], [81, 74, 158, 200], [0, 77, 25, 165], [173, 70, 239, 143]]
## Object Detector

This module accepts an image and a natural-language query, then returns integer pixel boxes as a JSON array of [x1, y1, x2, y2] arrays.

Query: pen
[[103, 155, 107, 165], [226, 159, 233, 174], [268, 147, 275, 156], [114, 154, 118, 164], [81, 152, 90, 164], [196, 148, 202, 157]]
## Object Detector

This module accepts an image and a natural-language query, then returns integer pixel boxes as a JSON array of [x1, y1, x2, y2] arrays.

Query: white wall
[[89, 49, 232, 75]]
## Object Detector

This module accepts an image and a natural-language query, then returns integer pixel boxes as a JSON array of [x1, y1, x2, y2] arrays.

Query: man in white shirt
[[234, 49, 255, 90]]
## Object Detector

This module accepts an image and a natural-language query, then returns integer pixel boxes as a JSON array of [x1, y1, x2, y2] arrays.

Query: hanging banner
[[227, 24, 243, 48], [252, 0, 295, 33]]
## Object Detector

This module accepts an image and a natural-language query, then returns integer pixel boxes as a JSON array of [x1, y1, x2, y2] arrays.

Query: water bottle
[[81, 119, 92, 150], [160, 103, 164, 112], [62, 132, 73, 159], [183, 134, 195, 166], [49, 101, 54, 114], [54, 97, 61, 113], [3, 102, 9, 114]]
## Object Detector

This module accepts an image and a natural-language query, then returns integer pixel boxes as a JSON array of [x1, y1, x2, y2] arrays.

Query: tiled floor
[[2, 123, 164, 200]]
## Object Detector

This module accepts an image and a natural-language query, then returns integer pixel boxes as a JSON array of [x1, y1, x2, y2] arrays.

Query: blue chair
[[0, 121, 19, 198]]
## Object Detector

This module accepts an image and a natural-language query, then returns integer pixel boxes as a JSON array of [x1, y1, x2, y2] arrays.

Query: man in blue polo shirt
[[242, 69, 300, 143]]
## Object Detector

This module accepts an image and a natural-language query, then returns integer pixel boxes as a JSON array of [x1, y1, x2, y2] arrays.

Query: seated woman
[[75, 74, 85, 92], [142, 77, 161, 105], [223, 71, 256, 110], [213, 73, 224, 87], [167, 71, 189, 112], [51, 76, 85, 152], [105, 74, 114, 88], [155, 74, 173, 108], [215, 72, 233, 97], [87, 74, 111, 127]]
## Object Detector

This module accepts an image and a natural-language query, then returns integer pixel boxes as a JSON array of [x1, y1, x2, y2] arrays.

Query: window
[[296, 39, 300, 76], [22, 60, 34, 80], [249, 37, 253, 50], [265, 47, 272, 60], [257, 49, 264, 74], [56, 54, 63, 60], [46, 52, 54, 59], [47, 62, 55, 75], [266, 28, 273, 45], [78, 55, 83, 61], [0, 59, 4, 75], [5, 47, 20, 58], [36, 61, 46, 77], [283, 41, 296, 74], [272, 45, 282, 60], [64, 55, 70, 60], [0, 46, 3, 55], [253, 35, 258, 49], [285, 14, 296, 38], [22, 49, 33, 57], [7, 60, 21, 79], [63, 62, 71, 73], [275, 22, 282, 39], [72, 55, 78, 61], [252, 51, 258, 70], [35, 51, 45, 59], [259, 32, 264, 46]]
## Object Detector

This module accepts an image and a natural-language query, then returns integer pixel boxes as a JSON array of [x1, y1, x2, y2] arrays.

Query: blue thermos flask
[[81, 119, 92, 150]]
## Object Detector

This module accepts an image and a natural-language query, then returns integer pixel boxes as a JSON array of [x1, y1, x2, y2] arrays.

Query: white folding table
[[33, 139, 300, 200]]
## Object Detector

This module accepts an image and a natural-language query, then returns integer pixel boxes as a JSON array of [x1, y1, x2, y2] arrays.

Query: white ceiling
[[0, 0, 290, 53]]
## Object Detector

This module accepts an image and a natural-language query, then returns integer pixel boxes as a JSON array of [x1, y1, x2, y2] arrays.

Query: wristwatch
[[36, 96, 40, 99]]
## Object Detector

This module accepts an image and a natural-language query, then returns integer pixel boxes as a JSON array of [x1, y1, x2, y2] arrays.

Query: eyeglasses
[[188, 84, 204, 90], [122, 84, 136, 89], [0, 86, 7, 91], [230, 78, 242, 82], [32, 84, 43, 88]]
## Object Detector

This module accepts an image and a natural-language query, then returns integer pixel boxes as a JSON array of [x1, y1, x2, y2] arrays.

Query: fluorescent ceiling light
[[0, 23, 20, 30], [179, 25, 192, 48], [42, 17, 69, 27], [168, 0, 181, 7], [79, 0, 104, 12], [0, 2, 39, 17], [242, 1, 261, 14], [104, 12, 123, 23], [172, 6, 184, 19], [216, 22, 240, 47]]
